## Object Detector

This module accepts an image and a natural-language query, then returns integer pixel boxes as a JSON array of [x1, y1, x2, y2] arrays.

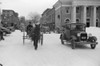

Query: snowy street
[[0, 27, 100, 66]]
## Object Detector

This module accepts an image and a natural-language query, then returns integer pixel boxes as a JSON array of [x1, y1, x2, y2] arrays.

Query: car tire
[[91, 44, 96, 49]]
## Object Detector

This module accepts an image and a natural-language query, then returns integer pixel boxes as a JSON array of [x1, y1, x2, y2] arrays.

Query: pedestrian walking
[[0, 29, 4, 40]]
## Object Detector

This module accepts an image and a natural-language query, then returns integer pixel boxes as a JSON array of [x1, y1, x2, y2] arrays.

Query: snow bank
[[86, 27, 100, 44], [86, 27, 100, 36], [0, 29, 100, 66]]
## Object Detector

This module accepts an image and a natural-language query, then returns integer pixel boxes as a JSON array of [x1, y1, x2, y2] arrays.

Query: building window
[[65, 7, 70, 14], [65, 18, 70, 23], [97, 7, 100, 13], [97, 7, 99, 11], [96, 19, 99, 27], [57, 15, 60, 19], [76, 7, 80, 13], [86, 18, 90, 27], [87, 7, 91, 16], [76, 18, 80, 23], [87, 18, 90, 22]]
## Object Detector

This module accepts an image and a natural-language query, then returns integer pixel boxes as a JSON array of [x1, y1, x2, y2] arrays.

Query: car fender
[[88, 36, 97, 42]]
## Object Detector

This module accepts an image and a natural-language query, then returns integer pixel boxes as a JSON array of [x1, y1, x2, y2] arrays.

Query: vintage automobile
[[0, 26, 11, 35], [7, 27, 15, 32], [60, 23, 98, 49]]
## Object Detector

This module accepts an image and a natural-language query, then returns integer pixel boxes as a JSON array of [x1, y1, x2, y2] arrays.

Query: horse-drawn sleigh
[[22, 22, 43, 50]]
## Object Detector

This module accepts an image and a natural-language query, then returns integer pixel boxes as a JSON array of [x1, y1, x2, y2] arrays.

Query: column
[[82, 6, 87, 24], [91, 6, 96, 26], [71, 6, 76, 23], [92, 6, 96, 27]]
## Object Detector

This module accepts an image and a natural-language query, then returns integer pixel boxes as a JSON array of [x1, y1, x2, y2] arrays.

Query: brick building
[[53, 0, 100, 30], [1, 10, 19, 28], [40, 8, 55, 31]]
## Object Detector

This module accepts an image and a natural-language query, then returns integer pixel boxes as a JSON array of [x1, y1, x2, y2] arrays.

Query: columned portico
[[53, 0, 100, 30], [71, 6, 76, 23]]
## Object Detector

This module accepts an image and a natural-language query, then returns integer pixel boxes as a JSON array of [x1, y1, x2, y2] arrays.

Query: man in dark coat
[[26, 22, 33, 36], [30, 23, 40, 50]]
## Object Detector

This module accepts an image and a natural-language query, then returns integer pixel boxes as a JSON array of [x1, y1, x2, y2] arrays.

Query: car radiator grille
[[80, 33, 87, 41]]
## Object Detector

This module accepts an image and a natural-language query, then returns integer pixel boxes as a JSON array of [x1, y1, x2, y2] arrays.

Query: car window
[[76, 25, 85, 30], [71, 24, 85, 30]]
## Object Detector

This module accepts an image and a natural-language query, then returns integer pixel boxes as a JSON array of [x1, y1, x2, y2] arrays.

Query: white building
[[53, 0, 100, 30]]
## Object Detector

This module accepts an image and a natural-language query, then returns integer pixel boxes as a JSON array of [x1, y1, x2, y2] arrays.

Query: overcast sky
[[0, 0, 57, 19]]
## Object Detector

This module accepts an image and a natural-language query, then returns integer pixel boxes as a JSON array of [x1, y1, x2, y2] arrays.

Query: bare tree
[[28, 12, 41, 23]]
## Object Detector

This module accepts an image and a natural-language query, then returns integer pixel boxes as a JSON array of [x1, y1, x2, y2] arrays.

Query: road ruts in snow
[[0, 29, 99, 66]]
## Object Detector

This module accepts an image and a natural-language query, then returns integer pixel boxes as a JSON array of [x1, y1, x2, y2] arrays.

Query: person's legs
[[34, 38, 38, 50], [1, 32, 4, 40]]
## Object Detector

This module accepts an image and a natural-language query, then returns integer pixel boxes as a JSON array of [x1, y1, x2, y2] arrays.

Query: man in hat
[[26, 22, 33, 36]]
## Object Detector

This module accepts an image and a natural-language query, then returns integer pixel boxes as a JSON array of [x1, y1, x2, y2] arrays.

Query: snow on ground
[[0, 27, 100, 66]]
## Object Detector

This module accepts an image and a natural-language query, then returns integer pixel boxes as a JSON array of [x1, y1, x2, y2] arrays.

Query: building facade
[[53, 0, 100, 30], [41, 8, 51, 25], [41, 8, 55, 31], [1, 10, 19, 27]]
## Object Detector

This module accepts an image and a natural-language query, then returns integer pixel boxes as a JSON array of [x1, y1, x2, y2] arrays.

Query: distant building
[[41, 8, 51, 25], [1, 9, 19, 27], [41, 8, 55, 31], [53, 0, 100, 30]]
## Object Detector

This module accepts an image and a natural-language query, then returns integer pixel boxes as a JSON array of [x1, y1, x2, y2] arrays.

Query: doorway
[[96, 19, 99, 27], [86, 18, 90, 27]]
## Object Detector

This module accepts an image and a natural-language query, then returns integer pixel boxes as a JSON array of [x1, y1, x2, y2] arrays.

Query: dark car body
[[7, 27, 15, 32], [0, 26, 11, 35], [60, 23, 98, 49]]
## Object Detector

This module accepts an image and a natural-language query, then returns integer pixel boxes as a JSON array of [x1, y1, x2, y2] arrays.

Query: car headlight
[[77, 33, 80, 36], [88, 33, 92, 37]]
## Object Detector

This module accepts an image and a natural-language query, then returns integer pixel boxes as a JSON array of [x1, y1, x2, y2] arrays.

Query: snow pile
[[86, 27, 100, 36], [0, 29, 100, 66], [86, 27, 100, 43]]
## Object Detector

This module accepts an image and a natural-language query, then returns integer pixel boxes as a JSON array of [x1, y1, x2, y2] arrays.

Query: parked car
[[7, 27, 15, 32], [60, 23, 98, 49], [0, 26, 11, 35]]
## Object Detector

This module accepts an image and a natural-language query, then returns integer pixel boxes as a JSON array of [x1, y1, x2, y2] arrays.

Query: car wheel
[[91, 44, 96, 49]]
